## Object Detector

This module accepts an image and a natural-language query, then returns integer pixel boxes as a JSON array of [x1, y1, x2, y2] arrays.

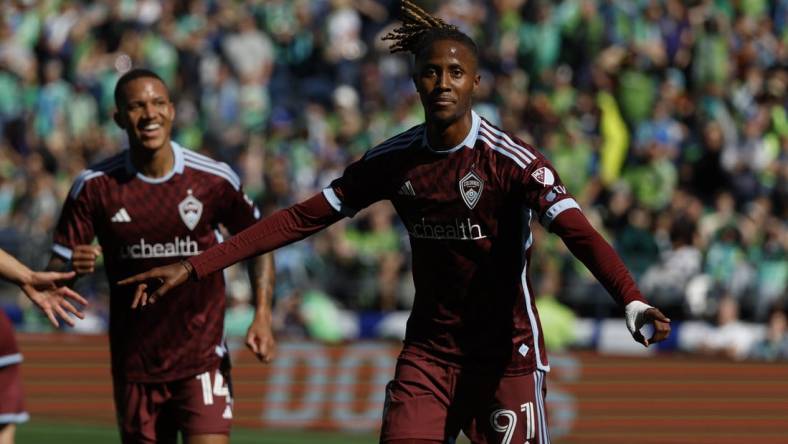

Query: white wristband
[[625, 300, 653, 336]]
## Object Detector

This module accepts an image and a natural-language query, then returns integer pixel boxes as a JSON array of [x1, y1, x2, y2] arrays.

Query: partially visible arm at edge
[[0, 249, 33, 286]]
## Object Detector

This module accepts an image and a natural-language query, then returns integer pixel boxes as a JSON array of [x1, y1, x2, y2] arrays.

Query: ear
[[113, 111, 126, 129]]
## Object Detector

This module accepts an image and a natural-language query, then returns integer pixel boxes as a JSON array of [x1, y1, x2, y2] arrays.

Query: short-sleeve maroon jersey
[[53, 142, 259, 382], [325, 112, 580, 374], [0, 311, 21, 368]]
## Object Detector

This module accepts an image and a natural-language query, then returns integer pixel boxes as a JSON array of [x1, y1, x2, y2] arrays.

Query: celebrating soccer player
[[48, 69, 275, 444], [120, 2, 671, 442]]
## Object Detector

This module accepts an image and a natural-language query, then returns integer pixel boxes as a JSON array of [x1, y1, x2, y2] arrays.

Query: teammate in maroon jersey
[[120, 2, 671, 443], [0, 248, 86, 444], [48, 69, 275, 444]]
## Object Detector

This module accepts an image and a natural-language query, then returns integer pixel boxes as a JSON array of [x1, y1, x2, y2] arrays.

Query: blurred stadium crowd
[[0, 0, 786, 360]]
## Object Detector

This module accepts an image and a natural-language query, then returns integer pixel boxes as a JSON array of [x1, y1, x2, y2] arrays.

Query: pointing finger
[[119, 272, 152, 286], [37, 271, 76, 283], [130, 284, 148, 309]]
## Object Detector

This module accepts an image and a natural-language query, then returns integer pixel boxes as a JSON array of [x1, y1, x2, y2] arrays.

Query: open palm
[[23, 271, 88, 328]]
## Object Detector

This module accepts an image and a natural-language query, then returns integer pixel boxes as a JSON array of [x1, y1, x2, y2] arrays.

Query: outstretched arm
[[121, 192, 342, 306], [0, 249, 48, 285], [550, 209, 671, 347], [0, 249, 88, 328], [190, 191, 342, 279]]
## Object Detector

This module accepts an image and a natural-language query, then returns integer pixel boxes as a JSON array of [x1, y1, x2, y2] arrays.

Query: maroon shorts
[[0, 360, 28, 425], [113, 360, 233, 444], [380, 350, 550, 443]]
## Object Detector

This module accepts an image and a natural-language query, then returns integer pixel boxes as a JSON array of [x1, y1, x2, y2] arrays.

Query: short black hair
[[383, 0, 478, 64], [114, 68, 167, 108]]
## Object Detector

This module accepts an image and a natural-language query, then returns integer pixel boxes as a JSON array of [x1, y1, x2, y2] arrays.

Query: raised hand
[[22, 270, 89, 328], [72, 245, 102, 274], [118, 261, 192, 308], [626, 301, 672, 347]]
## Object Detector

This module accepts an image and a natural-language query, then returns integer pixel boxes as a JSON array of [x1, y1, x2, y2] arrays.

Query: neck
[[425, 112, 473, 150], [130, 141, 174, 178]]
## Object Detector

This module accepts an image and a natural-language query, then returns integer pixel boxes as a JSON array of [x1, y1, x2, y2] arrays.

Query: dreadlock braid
[[383, 0, 478, 61]]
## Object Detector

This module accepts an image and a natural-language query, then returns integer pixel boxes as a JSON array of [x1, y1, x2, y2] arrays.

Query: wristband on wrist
[[625, 300, 653, 335], [180, 259, 196, 281]]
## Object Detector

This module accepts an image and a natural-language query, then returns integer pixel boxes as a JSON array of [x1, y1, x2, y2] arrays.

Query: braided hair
[[383, 0, 478, 62]]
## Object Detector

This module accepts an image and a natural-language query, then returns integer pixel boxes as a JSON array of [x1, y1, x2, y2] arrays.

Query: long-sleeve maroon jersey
[[191, 112, 647, 375], [53, 143, 259, 382]]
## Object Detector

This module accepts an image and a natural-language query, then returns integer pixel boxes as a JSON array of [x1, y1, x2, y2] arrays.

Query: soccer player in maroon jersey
[[48, 69, 275, 444], [121, 2, 671, 443], [0, 248, 86, 444]]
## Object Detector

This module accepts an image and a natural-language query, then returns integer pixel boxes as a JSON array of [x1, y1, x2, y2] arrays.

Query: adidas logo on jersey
[[111, 208, 132, 223], [397, 180, 416, 196]]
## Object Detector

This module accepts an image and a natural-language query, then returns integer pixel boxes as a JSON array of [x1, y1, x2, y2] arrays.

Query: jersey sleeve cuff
[[0, 353, 23, 367], [52, 244, 73, 261], [322, 187, 357, 218], [623, 292, 649, 306], [186, 257, 205, 281]]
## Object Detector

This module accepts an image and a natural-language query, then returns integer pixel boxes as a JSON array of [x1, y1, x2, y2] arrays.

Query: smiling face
[[114, 76, 175, 153], [413, 39, 480, 126]]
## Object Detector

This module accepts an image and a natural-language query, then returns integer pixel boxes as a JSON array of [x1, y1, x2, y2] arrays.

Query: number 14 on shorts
[[196, 370, 232, 418]]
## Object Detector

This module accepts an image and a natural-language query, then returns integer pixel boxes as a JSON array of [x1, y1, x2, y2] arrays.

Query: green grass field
[[17, 421, 379, 444]]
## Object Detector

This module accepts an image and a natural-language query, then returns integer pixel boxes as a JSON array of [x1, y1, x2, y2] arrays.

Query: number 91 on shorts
[[380, 350, 550, 444]]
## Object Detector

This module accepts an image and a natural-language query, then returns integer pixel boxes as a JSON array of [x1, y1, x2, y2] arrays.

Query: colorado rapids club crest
[[178, 189, 203, 231], [459, 171, 483, 209]]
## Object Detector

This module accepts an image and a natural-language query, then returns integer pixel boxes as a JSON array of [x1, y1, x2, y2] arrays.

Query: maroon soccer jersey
[[0, 311, 21, 367], [188, 112, 646, 375], [0, 311, 27, 425], [53, 142, 259, 382], [325, 112, 584, 374]]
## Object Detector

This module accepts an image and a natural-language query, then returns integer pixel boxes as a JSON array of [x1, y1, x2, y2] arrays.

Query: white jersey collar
[[423, 110, 481, 154], [125, 141, 186, 183]]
